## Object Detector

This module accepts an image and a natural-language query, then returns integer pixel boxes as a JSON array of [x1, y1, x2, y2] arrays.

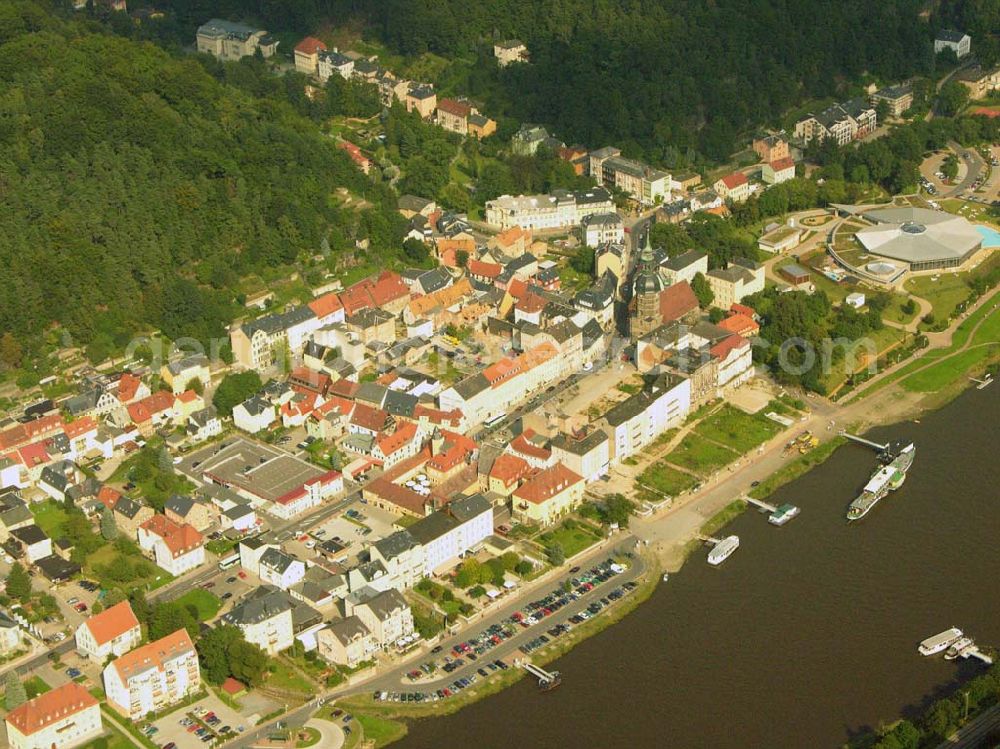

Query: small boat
[[662, 573, 670, 582], [768, 504, 800, 526], [919, 627, 963, 656], [707, 535, 740, 566], [945, 637, 973, 660], [538, 673, 562, 692]]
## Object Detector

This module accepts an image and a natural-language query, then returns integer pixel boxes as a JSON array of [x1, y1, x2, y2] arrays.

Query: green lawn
[[174, 589, 222, 621], [900, 305, 1000, 392], [905, 254, 1000, 325], [693, 405, 782, 453], [636, 461, 698, 497], [664, 435, 739, 476], [24, 675, 49, 698], [821, 326, 907, 393], [30, 500, 70, 538], [356, 714, 408, 748], [537, 521, 603, 559], [83, 727, 136, 749], [266, 661, 316, 696]]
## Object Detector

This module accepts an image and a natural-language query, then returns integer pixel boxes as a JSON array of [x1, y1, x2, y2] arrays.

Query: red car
[[74, 603, 87, 613], [238, 571, 247, 579]]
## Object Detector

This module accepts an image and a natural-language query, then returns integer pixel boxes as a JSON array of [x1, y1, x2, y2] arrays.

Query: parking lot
[[148, 693, 248, 749], [198, 571, 257, 619], [288, 501, 401, 561]]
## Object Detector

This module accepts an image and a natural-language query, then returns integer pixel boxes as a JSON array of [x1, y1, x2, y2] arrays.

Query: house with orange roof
[[338, 141, 371, 174], [307, 291, 345, 326], [294, 36, 327, 75], [339, 270, 410, 316], [713, 172, 751, 203], [403, 277, 473, 325], [512, 463, 585, 525], [718, 313, 759, 339], [5, 681, 102, 749], [103, 628, 200, 720], [137, 514, 205, 576], [115, 372, 150, 404], [372, 422, 422, 469], [762, 156, 796, 185], [96, 485, 123, 511], [74, 600, 141, 662], [467, 258, 502, 284], [173, 389, 204, 423], [306, 397, 354, 441], [710, 334, 753, 388], [507, 428, 554, 469], [487, 453, 530, 496], [489, 226, 532, 258], [124, 390, 176, 437], [280, 391, 323, 429]]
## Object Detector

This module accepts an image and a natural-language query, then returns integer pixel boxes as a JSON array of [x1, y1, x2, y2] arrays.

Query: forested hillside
[[167, 0, 933, 162], [0, 1, 401, 363]]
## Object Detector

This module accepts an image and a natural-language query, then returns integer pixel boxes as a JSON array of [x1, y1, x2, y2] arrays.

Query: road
[[943, 141, 985, 198], [226, 537, 646, 748]]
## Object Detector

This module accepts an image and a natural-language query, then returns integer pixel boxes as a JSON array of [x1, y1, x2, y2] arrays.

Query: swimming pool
[[976, 225, 1000, 248]]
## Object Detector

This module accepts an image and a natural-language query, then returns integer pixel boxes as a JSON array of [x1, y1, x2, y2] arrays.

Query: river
[[395, 386, 1000, 748]]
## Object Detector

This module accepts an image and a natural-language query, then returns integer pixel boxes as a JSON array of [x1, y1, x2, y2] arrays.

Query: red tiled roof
[[128, 390, 175, 424], [769, 157, 795, 172], [308, 292, 343, 320], [513, 463, 583, 504], [328, 379, 360, 400], [495, 226, 530, 247], [221, 677, 246, 695], [140, 514, 203, 558], [116, 373, 144, 403], [275, 469, 341, 505], [64, 416, 97, 440], [340, 271, 409, 315], [176, 390, 199, 404], [83, 600, 139, 646], [720, 172, 748, 189], [412, 405, 463, 427], [294, 36, 326, 55], [376, 422, 419, 458], [16, 441, 50, 468], [710, 334, 750, 360], [730, 303, 756, 318], [109, 628, 195, 683], [489, 453, 530, 486], [509, 429, 551, 461], [515, 292, 546, 314], [5, 682, 97, 737], [658, 281, 699, 322], [97, 485, 123, 510], [437, 98, 472, 118], [718, 313, 759, 337], [467, 259, 501, 278], [350, 403, 389, 432]]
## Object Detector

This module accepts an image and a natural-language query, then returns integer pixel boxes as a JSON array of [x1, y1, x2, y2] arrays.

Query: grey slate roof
[[222, 585, 293, 626], [372, 530, 419, 561]]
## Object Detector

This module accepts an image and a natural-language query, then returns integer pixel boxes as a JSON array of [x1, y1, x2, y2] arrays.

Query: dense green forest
[[158, 0, 936, 163], [0, 1, 405, 366]]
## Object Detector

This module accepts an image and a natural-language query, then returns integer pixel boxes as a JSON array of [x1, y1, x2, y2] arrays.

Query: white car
[[305, 540, 316, 549]]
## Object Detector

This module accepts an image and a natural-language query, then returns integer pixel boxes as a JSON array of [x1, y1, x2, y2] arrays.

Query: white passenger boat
[[707, 535, 740, 566], [919, 627, 963, 656]]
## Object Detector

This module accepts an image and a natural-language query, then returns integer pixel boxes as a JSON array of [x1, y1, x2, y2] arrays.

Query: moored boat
[[707, 535, 739, 566], [919, 627, 963, 656]]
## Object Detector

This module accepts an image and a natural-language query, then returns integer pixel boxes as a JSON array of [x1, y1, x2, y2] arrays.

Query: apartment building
[[407, 493, 493, 574], [706, 258, 765, 307], [317, 616, 375, 667], [317, 49, 354, 82], [222, 586, 295, 655], [761, 157, 796, 186], [494, 40, 528, 66], [349, 588, 414, 649], [714, 172, 752, 202], [752, 134, 790, 163], [74, 600, 142, 663], [485, 187, 613, 231], [550, 428, 610, 482], [160, 354, 210, 395], [582, 213, 624, 247], [196, 19, 277, 61], [870, 84, 914, 117], [794, 99, 877, 145], [103, 629, 201, 720], [293, 36, 326, 75], [602, 374, 691, 464], [230, 306, 320, 371], [956, 66, 1000, 100], [404, 85, 437, 119], [137, 514, 205, 576], [935, 29, 971, 58], [589, 147, 671, 205], [5, 682, 102, 749], [512, 463, 585, 526]]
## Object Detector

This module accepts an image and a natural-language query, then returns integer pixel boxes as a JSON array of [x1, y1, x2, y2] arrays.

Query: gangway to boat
[[962, 647, 994, 665], [839, 431, 888, 451], [520, 661, 561, 688], [742, 496, 777, 513]]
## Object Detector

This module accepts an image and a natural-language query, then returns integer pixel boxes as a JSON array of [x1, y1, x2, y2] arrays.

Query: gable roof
[[5, 682, 97, 737], [659, 281, 699, 323], [719, 172, 749, 189], [295, 36, 327, 55], [308, 292, 343, 319], [108, 628, 195, 683], [82, 600, 139, 646], [513, 463, 583, 504]]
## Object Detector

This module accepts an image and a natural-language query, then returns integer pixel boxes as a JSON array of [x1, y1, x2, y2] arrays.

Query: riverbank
[[335, 552, 662, 743]]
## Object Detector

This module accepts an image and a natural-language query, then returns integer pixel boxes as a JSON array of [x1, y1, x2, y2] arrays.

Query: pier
[[961, 647, 994, 665], [840, 431, 888, 451], [521, 661, 561, 688], [970, 375, 993, 390], [743, 496, 777, 513]]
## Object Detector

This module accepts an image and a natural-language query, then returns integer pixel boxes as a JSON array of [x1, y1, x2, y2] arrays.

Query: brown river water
[[395, 386, 1000, 748]]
